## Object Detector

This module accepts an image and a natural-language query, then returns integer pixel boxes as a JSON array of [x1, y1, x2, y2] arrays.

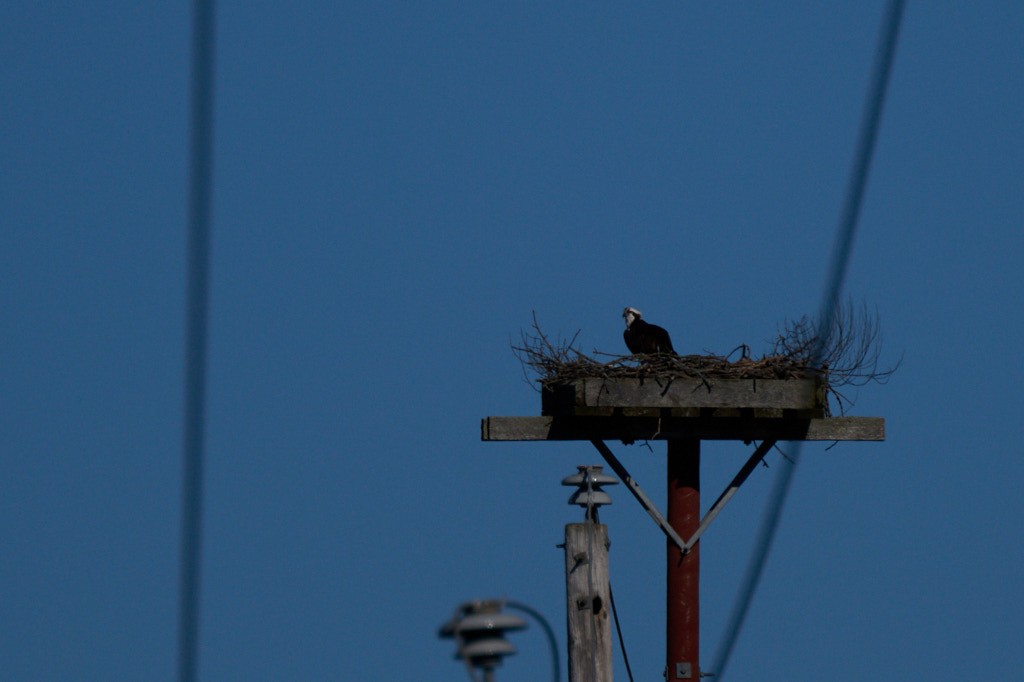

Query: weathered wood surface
[[481, 415, 885, 442], [564, 523, 612, 682], [542, 377, 826, 417]]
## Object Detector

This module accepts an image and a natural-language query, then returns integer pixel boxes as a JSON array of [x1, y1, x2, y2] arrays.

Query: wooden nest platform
[[511, 357, 875, 443], [487, 354, 884, 443], [497, 310, 893, 443], [542, 374, 826, 418]]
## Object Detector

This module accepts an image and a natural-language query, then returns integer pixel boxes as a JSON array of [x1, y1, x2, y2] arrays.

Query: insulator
[[438, 600, 527, 671], [562, 465, 619, 510]]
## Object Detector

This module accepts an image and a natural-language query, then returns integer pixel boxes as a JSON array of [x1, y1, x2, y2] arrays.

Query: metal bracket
[[674, 661, 693, 679], [591, 439, 778, 554], [679, 439, 777, 554], [591, 440, 687, 552]]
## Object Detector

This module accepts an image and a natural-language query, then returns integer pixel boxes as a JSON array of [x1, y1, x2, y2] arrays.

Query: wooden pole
[[667, 439, 700, 680], [565, 522, 612, 682]]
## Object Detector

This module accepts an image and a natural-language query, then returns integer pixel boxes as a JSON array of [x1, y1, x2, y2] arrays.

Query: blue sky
[[3, 2, 1022, 680]]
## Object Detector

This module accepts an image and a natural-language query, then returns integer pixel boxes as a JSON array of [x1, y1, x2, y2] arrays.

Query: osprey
[[623, 307, 676, 355]]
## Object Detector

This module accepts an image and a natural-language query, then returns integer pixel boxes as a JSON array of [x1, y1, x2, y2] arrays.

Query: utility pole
[[562, 466, 616, 682], [666, 439, 699, 680]]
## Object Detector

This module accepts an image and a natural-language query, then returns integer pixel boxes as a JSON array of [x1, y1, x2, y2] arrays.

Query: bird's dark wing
[[624, 328, 641, 354], [649, 324, 675, 354]]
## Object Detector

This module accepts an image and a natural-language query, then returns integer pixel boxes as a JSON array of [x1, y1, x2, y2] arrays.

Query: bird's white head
[[623, 307, 642, 329]]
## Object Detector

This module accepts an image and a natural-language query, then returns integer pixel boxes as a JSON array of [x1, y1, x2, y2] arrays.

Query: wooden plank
[[481, 415, 885, 442], [584, 377, 820, 409], [542, 377, 825, 416]]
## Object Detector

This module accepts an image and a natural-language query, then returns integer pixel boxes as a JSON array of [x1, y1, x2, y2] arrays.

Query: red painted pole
[[667, 439, 700, 680]]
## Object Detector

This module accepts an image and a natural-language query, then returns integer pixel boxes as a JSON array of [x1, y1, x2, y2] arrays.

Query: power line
[[177, 1, 216, 681], [505, 600, 562, 682], [607, 584, 635, 682], [710, 2, 906, 679]]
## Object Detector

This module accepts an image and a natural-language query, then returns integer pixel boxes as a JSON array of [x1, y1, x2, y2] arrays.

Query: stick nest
[[512, 302, 899, 416]]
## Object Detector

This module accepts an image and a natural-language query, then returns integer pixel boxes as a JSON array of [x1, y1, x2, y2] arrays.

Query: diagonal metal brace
[[590, 440, 687, 552], [680, 439, 777, 555]]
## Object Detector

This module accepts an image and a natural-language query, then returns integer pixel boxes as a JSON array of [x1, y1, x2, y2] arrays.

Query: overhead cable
[[177, 1, 217, 681], [710, 2, 906, 679]]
